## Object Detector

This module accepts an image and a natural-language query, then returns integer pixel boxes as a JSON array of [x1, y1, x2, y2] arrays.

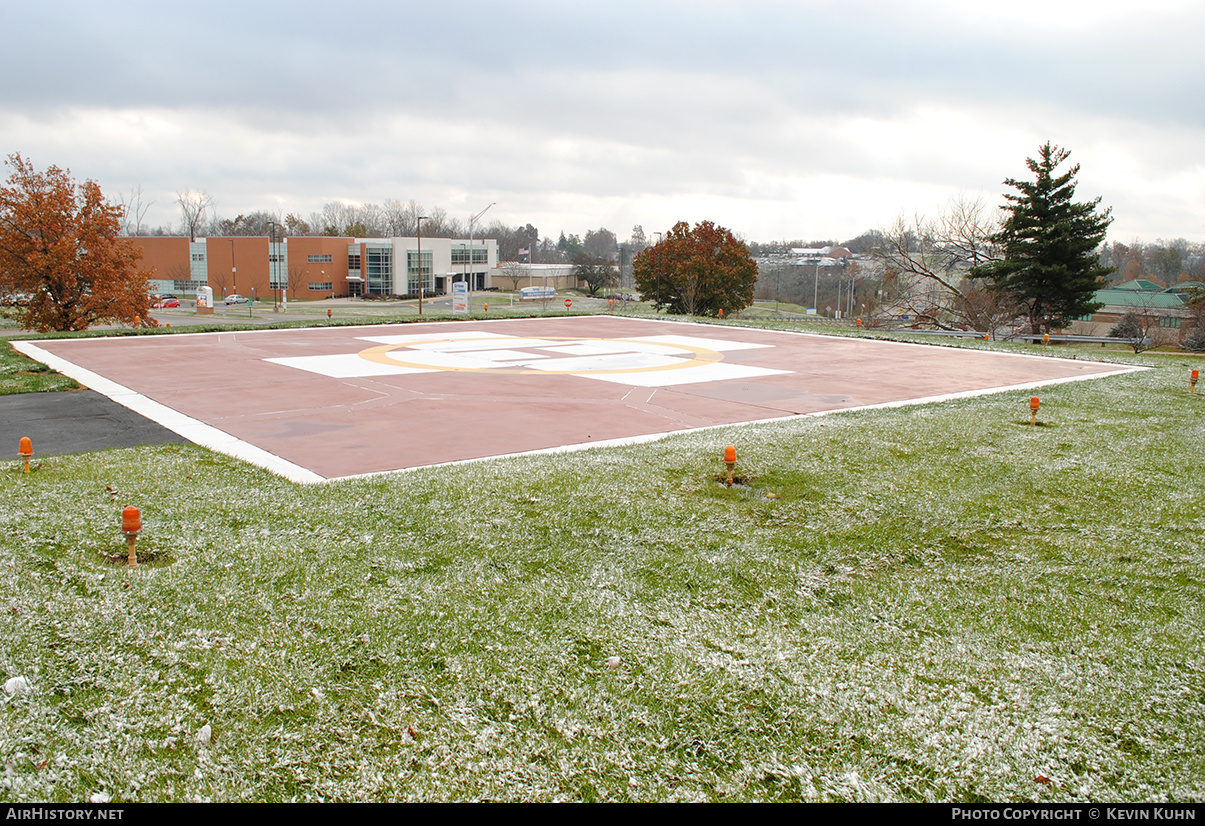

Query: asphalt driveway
[[1, 390, 186, 458]]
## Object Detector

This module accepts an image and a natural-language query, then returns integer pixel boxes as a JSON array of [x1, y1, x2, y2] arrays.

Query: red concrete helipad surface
[[17, 316, 1138, 482]]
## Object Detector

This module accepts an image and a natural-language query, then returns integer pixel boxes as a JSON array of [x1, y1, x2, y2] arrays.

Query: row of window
[[308, 254, 333, 263], [450, 248, 489, 265], [308, 282, 334, 291]]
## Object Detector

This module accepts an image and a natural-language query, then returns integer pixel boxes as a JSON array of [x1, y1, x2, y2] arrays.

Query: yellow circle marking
[[357, 336, 725, 375]]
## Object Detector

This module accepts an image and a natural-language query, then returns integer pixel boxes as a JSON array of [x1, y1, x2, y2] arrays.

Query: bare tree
[[874, 195, 1003, 330], [176, 189, 213, 241], [287, 265, 308, 301], [205, 262, 229, 299], [319, 201, 356, 236], [500, 262, 528, 291], [162, 262, 193, 296], [1108, 293, 1182, 353], [118, 185, 153, 236]]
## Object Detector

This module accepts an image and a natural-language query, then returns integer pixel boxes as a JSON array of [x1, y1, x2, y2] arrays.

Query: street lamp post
[[417, 216, 428, 316], [459, 242, 468, 296], [468, 202, 495, 301]]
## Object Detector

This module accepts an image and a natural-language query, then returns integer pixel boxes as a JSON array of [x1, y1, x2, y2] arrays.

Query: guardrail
[[888, 329, 1146, 346]]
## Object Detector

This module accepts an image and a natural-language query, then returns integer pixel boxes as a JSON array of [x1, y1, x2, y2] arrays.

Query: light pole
[[468, 202, 495, 300], [417, 216, 428, 316]]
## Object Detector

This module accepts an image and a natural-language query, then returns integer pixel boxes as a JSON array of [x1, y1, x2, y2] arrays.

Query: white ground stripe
[[628, 334, 772, 351], [11, 340, 326, 484], [264, 353, 433, 378], [577, 362, 791, 387]]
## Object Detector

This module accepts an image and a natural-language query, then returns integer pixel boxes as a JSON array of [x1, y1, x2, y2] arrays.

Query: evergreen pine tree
[[970, 143, 1113, 332]]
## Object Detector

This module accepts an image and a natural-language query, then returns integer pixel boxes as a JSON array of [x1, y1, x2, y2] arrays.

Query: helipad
[[16, 316, 1139, 482]]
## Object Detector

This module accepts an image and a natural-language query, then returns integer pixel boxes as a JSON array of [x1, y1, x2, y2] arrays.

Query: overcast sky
[[3, 0, 1202, 245]]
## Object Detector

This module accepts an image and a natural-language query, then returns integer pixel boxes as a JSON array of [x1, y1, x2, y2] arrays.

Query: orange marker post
[[718, 308, 724, 319], [484, 303, 488, 313], [1191, 369, 1199, 395], [327, 308, 332, 321], [724, 445, 736, 487], [1030, 396, 1040, 427], [121, 506, 142, 569], [19, 437, 33, 473], [1042, 333, 1049, 347], [984, 332, 990, 341], [856, 318, 862, 332]]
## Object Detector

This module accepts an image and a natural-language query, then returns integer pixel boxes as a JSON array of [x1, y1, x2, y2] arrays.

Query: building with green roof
[[1068, 280, 1199, 344]]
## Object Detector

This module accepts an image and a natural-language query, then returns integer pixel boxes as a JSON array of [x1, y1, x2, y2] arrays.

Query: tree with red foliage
[[633, 221, 757, 317], [0, 154, 152, 332]]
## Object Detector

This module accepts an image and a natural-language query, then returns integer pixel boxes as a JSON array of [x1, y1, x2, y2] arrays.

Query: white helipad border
[[13, 319, 1147, 484], [12, 339, 324, 484]]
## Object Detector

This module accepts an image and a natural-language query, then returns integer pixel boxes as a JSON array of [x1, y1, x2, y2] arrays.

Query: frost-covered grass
[[0, 342, 79, 395], [1, 351, 1203, 802]]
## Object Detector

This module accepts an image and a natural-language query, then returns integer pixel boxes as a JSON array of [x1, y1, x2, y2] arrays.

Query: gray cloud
[[3, 0, 1202, 242]]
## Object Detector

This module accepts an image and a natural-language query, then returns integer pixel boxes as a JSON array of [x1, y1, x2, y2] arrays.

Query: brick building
[[133, 235, 498, 300]]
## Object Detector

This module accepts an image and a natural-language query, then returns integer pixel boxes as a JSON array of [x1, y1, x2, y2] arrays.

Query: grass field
[[1, 328, 1202, 802], [0, 342, 79, 395]]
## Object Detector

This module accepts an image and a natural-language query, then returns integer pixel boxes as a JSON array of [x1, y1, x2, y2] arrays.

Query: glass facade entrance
[[366, 247, 392, 295]]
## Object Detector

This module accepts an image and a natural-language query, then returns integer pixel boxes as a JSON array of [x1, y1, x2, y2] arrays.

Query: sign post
[[452, 280, 469, 315]]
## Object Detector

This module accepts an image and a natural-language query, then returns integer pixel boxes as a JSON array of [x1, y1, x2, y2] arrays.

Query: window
[[406, 250, 433, 294], [366, 247, 392, 295], [191, 253, 205, 262], [308, 282, 333, 292], [172, 279, 206, 292], [308, 254, 333, 264], [450, 247, 488, 265], [347, 253, 361, 269], [1159, 316, 1181, 328]]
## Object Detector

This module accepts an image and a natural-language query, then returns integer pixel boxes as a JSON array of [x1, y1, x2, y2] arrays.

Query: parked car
[[153, 297, 180, 309], [225, 294, 249, 305]]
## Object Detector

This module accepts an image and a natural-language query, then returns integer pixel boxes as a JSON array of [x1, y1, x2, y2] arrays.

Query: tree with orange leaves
[[0, 154, 152, 332], [633, 220, 757, 317]]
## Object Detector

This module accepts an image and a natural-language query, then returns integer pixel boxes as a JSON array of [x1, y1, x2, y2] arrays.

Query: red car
[[153, 298, 180, 309]]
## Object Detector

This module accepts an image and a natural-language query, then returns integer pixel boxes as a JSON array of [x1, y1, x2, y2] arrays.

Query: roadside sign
[[564, 298, 572, 308], [452, 281, 468, 315]]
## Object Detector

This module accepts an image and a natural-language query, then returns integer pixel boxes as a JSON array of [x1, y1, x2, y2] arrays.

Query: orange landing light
[[122, 506, 142, 535]]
